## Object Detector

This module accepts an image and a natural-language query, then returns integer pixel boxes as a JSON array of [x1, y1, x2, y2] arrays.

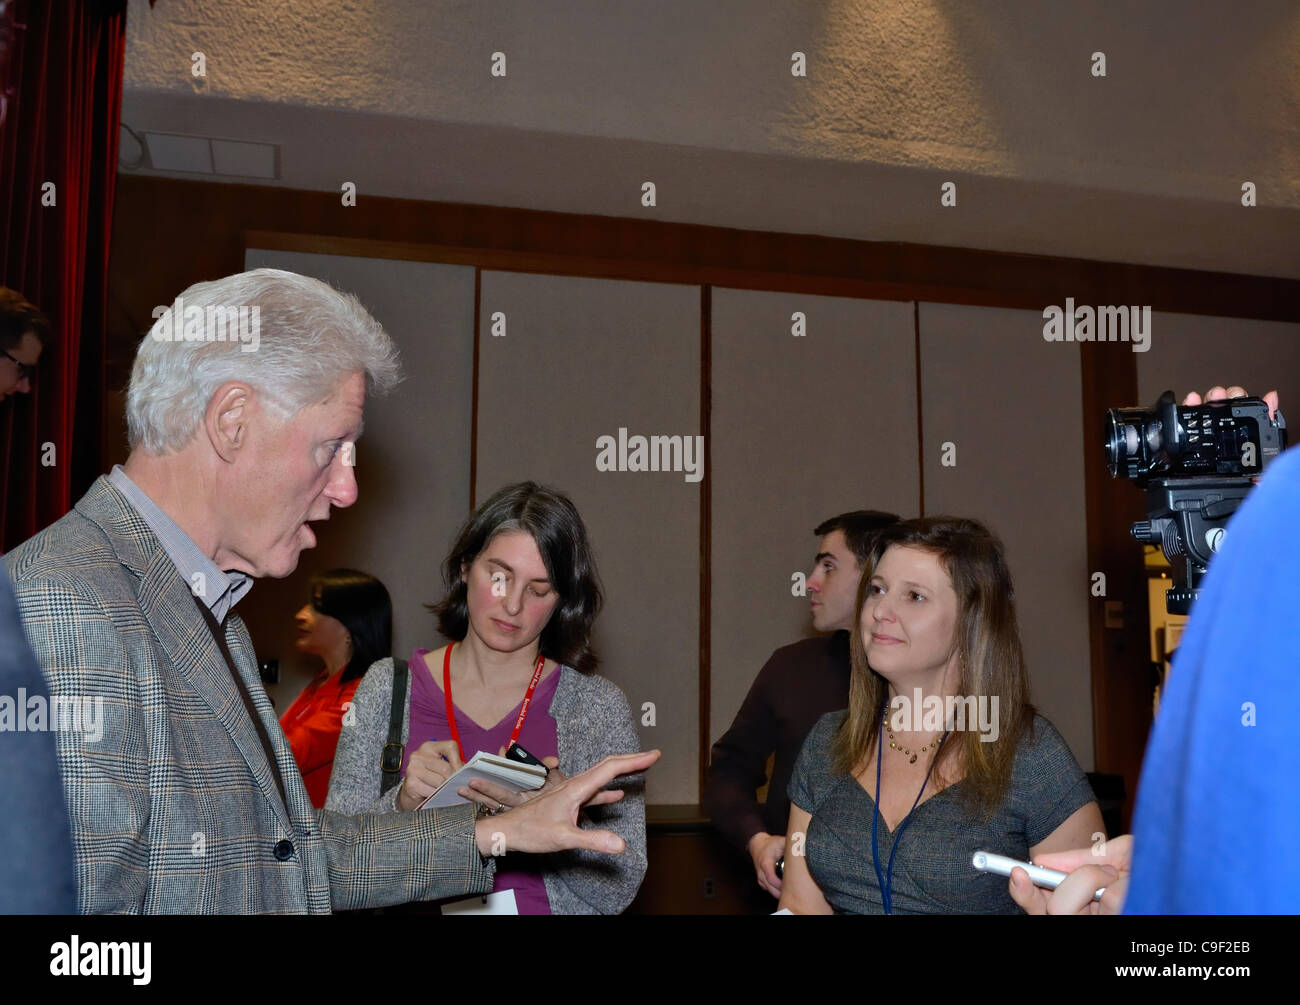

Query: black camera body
[[1106, 390, 1286, 614]]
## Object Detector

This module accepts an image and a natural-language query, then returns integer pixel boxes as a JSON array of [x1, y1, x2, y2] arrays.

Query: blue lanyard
[[870, 706, 948, 915]]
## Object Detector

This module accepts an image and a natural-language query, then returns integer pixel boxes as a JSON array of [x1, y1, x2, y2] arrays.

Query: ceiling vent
[[142, 132, 279, 180]]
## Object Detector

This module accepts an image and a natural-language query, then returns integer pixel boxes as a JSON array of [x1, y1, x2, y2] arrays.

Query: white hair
[[126, 269, 401, 454]]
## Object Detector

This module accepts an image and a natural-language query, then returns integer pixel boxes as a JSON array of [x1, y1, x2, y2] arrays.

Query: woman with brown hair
[[326, 481, 645, 914], [778, 516, 1102, 914]]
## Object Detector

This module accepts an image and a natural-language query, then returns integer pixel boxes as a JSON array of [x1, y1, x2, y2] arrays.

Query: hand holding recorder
[[1003, 835, 1133, 915]]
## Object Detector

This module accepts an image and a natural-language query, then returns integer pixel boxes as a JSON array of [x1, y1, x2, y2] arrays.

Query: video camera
[[1106, 389, 1286, 614]]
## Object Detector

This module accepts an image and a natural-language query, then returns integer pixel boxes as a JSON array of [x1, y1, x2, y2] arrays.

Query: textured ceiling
[[120, 0, 1300, 277]]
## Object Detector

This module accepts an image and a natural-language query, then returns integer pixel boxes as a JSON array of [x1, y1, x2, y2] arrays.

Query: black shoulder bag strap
[[380, 658, 409, 796]]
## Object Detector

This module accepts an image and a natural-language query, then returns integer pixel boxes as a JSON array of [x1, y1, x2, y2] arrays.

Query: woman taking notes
[[779, 517, 1102, 914], [327, 482, 646, 914]]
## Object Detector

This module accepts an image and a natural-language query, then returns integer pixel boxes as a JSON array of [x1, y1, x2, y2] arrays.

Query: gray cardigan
[[326, 657, 647, 915]]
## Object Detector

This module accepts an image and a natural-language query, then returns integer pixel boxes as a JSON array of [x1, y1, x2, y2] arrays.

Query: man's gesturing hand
[[473, 750, 660, 857]]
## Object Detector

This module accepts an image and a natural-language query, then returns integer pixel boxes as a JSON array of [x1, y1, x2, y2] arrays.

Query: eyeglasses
[[2, 348, 36, 383]]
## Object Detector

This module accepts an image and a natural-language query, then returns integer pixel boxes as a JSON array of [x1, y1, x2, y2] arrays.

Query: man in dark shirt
[[704, 509, 899, 898]]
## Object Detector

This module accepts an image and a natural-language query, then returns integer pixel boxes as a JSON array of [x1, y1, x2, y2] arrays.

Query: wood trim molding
[[1079, 341, 1152, 830], [698, 285, 712, 799], [469, 267, 481, 510], [242, 224, 1300, 322]]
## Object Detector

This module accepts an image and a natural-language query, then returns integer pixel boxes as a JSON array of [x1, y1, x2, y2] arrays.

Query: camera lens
[[1106, 406, 1158, 480], [1104, 412, 1136, 477]]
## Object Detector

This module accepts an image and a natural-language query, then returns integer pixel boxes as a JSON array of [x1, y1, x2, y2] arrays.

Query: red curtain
[[1, 0, 127, 551]]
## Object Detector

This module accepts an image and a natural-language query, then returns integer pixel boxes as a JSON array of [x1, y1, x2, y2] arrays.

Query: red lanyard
[[442, 641, 546, 762]]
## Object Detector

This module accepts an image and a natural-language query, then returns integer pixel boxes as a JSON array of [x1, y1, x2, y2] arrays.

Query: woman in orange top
[[280, 569, 392, 807]]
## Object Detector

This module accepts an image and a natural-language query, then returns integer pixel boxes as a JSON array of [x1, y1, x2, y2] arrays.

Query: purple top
[[403, 648, 561, 915]]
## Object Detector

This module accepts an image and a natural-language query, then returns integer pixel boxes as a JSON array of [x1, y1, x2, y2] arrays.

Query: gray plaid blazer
[[5, 476, 494, 914]]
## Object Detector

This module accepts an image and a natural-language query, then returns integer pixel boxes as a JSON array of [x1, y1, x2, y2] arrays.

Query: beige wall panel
[[709, 290, 919, 748], [242, 250, 476, 711], [1135, 311, 1300, 431], [477, 272, 701, 804], [919, 302, 1094, 769]]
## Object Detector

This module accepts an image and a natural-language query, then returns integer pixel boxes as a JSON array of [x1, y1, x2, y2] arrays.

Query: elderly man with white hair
[[5, 268, 657, 914]]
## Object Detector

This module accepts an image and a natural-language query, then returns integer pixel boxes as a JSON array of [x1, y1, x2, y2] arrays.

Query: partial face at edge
[[0, 331, 42, 400]]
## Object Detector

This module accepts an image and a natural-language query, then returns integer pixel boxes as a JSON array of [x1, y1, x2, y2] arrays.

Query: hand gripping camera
[[1106, 390, 1287, 614]]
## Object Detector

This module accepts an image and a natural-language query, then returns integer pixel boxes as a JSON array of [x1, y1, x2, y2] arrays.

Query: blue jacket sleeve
[[0, 571, 78, 913], [1125, 447, 1300, 913]]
